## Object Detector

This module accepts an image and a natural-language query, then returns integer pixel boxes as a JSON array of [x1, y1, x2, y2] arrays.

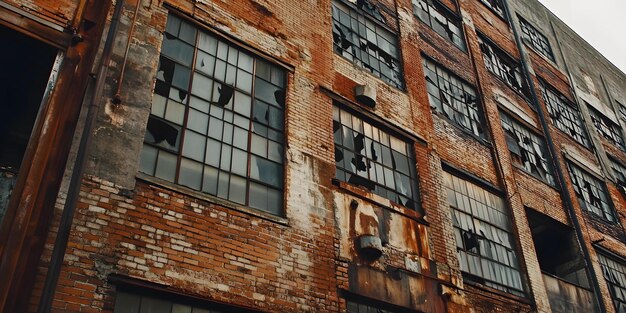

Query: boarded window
[[518, 16, 555, 61], [477, 34, 528, 97], [423, 58, 484, 138], [539, 80, 590, 147], [598, 253, 626, 313], [567, 162, 616, 222], [412, 0, 466, 50], [443, 171, 524, 296], [500, 111, 555, 186], [140, 14, 286, 215], [332, 0, 404, 88], [587, 104, 626, 151], [333, 105, 420, 211]]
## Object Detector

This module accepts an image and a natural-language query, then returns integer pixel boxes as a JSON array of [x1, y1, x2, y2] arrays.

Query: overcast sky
[[537, 0, 626, 75]]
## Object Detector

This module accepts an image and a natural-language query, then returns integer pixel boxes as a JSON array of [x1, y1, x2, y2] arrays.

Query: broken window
[[412, 0, 466, 50], [443, 171, 524, 296], [518, 16, 555, 62], [0, 25, 59, 224], [538, 80, 590, 147], [478, 0, 506, 19], [140, 14, 286, 215], [609, 157, 626, 191], [332, 0, 404, 88], [617, 100, 626, 121], [499, 111, 555, 186], [567, 162, 616, 222], [333, 105, 420, 211], [598, 253, 626, 313], [477, 34, 528, 97], [423, 58, 484, 138], [587, 104, 626, 151]]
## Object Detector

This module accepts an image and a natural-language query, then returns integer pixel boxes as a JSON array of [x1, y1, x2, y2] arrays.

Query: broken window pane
[[333, 105, 421, 212], [539, 80, 590, 147], [412, 0, 466, 51], [477, 34, 529, 97], [331, 0, 404, 89], [518, 16, 555, 61], [423, 58, 484, 138], [499, 111, 555, 186], [140, 14, 286, 215], [443, 171, 524, 296], [567, 162, 616, 222], [587, 104, 626, 150], [598, 253, 626, 313], [479, 0, 506, 19]]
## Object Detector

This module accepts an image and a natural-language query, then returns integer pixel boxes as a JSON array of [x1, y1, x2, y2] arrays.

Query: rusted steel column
[[0, 0, 113, 311]]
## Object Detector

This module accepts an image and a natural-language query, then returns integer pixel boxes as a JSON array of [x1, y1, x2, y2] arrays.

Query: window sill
[[331, 179, 428, 225], [462, 279, 530, 304], [135, 172, 289, 226]]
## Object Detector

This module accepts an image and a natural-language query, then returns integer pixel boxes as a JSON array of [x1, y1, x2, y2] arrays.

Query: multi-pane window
[[539, 81, 590, 147], [423, 58, 483, 138], [444, 172, 524, 296], [617, 100, 626, 121], [114, 291, 255, 313], [588, 105, 626, 150], [598, 253, 626, 313], [347, 299, 395, 313], [609, 157, 626, 188], [518, 16, 554, 61], [477, 35, 528, 96], [140, 14, 286, 215], [332, 0, 404, 88], [333, 106, 420, 211], [567, 162, 616, 222], [500, 112, 555, 186], [412, 0, 466, 50], [479, 0, 506, 19]]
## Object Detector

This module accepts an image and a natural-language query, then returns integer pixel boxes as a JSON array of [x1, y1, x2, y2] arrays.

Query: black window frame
[[587, 104, 626, 151], [139, 14, 287, 216], [617, 100, 626, 121], [518, 16, 555, 62], [422, 57, 485, 139], [598, 252, 626, 313], [477, 34, 529, 97], [538, 80, 591, 148], [331, 0, 405, 89], [412, 0, 467, 51], [478, 0, 507, 20], [567, 162, 617, 223], [444, 171, 525, 296], [499, 111, 556, 186], [333, 104, 421, 212]]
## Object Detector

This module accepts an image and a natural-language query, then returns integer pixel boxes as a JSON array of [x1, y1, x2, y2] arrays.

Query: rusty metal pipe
[[113, 0, 141, 104], [36, 0, 125, 312]]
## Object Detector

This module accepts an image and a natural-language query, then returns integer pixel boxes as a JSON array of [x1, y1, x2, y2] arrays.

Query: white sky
[[538, 0, 626, 75]]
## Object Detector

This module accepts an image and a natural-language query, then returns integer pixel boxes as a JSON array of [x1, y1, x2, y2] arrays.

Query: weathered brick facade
[[1, 0, 626, 312]]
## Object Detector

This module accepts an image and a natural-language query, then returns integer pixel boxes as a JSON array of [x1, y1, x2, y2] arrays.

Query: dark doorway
[[0, 25, 59, 223]]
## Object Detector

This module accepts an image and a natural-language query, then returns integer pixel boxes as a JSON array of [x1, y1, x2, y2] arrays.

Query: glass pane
[[139, 296, 171, 313], [182, 131, 206, 161], [266, 187, 282, 215], [205, 138, 221, 167], [202, 166, 218, 195], [155, 151, 177, 182], [189, 96, 210, 114], [250, 156, 282, 188], [231, 148, 248, 176], [160, 37, 193, 66], [179, 158, 202, 190], [251, 133, 268, 157], [233, 91, 252, 117], [236, 69, 253, 93], [191, 73, 214, 101], [249, 182, 267, 212], [228, 175, 246, 204], [139, 145, 158, 175], [197, 32, 218, 55], [165, 100, 185, 125], [233, 126, 248, 150], [151, 94, 167, 117], [196, 51, 216, 76], [113, 292, 140, 313], [187, 109, 209, 134]]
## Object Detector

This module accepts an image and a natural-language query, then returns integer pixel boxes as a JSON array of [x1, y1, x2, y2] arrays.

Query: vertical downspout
[[501, 1, 608, 312], [37, 1, 125, 312]]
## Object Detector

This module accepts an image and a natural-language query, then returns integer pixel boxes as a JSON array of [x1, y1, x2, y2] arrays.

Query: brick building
[[1, 0, 625, 312]]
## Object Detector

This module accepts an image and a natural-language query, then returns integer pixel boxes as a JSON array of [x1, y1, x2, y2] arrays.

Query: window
[[412, 0, 466, 50], [423, 58, 484, 138], [140, 14, 286, 215], [609, 157, 626, 189], [588, 105, 626, 150], [333, 105, 420, 211], [114, 290, 258, 313], [332, 0, 404, 88], [500, 111, 555, 186], [477, 35, 528, 97], [598, 253, 626, 313], [346, 299, 396, 313], [617, 100, 626, 121], [479, 0, 506, 19], [444, 171, 524, 296], [567, 162, 616, 222], [518, 16, 554, 61], [539, 81, 590, 147]]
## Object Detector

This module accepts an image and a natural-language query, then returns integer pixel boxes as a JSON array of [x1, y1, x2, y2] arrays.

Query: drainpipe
[[500, 1, 608, 312], [37, 1, 125, 312]]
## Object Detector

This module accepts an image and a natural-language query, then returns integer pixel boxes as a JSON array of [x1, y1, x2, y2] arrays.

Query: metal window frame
[[517, 15, 555, 62], [412, 0, 467, 51]]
